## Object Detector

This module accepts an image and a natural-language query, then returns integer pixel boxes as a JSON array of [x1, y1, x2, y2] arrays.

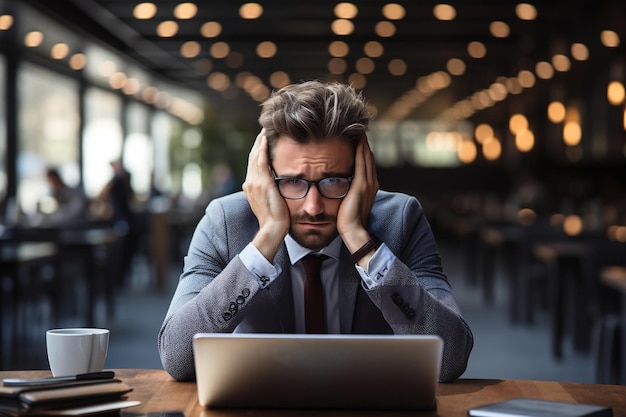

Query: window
[[17, 62, 79, 215], [0, 55, 6, 203], [83, 86, 123, 198]]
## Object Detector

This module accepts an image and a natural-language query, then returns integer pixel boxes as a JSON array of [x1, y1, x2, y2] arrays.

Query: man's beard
[[289, 213, 339, 251]]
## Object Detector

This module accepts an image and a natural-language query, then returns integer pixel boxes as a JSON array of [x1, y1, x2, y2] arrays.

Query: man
[[158, 81, 473, 382]]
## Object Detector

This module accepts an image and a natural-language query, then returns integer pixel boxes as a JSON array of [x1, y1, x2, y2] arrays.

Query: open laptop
[[192, 333, 443, 410]]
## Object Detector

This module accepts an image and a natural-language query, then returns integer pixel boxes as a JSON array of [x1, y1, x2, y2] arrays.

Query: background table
[[1, 369, 625, 416]]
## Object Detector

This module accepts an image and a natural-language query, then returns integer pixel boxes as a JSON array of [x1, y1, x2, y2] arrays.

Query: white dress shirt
[[239, 234, 395, 333]]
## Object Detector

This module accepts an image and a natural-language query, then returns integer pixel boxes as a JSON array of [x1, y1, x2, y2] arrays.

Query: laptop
[[192, 333, 443, 410]]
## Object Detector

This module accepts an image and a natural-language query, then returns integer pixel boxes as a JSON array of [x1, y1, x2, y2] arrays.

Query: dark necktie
[[302, 254, 327, 334]]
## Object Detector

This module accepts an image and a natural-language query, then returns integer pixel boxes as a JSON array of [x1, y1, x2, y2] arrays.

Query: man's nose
[[302, 185, 325, 216]]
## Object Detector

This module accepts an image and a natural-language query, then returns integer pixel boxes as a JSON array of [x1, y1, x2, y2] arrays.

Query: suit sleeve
[[364, 195, 474, 382], [157, 197, 269, 381]]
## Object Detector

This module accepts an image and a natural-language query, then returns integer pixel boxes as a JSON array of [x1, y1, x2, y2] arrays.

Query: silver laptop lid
[[193, 333, 443, 410]]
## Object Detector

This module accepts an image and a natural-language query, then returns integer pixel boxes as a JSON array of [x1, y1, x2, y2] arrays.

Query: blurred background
[[0, 0, 624, 384]]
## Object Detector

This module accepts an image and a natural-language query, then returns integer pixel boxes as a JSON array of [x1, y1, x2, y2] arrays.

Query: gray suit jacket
[[158, 190, 473, 382]]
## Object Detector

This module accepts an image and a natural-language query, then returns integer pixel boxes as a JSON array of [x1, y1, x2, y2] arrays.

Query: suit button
[[391, 292, 403, 305], [405, 308, 416, 319]]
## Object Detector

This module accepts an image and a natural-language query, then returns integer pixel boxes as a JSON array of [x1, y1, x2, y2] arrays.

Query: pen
[[2, 371, 115, 387]]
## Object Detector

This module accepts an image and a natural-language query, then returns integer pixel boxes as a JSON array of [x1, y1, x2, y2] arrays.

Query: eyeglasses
[[274, 176, 353, 200]]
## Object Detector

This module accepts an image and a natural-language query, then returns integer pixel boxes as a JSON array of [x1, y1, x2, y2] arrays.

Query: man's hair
[[258, 80, 371, 156]]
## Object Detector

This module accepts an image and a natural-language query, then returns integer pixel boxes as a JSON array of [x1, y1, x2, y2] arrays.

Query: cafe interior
[[0, 0, 625, 385]]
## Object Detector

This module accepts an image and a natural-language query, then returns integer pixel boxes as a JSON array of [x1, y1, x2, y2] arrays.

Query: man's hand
[[337, 134, 379, 261], [242, 129, 291, 261]]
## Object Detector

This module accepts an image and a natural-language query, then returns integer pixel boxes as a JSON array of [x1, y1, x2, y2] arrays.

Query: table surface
[[2, 369, 626, 417]]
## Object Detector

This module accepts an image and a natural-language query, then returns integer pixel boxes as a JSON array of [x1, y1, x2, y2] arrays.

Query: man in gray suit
[[159, 81, 473, 382]]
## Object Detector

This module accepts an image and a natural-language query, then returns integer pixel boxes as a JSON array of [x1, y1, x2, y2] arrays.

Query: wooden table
[[2, 369, 625, 416]]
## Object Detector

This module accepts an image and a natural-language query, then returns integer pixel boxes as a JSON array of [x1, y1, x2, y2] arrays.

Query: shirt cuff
[[355, 243, 394, 289], [239, 243, 282, 288]]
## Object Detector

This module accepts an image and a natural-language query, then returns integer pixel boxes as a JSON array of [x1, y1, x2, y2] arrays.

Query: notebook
[[468, 398, 613, 417], [192, 333, 443, 410]]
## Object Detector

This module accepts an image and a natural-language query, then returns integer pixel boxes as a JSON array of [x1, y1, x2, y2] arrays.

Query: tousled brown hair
[[258, 81, 371, 158]]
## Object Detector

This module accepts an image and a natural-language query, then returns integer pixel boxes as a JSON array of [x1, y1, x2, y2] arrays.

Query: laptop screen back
[[193, 333, 443, 410]]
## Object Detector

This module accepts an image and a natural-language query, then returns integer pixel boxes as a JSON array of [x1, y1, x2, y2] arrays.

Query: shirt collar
[[285, 234, 343, 265]]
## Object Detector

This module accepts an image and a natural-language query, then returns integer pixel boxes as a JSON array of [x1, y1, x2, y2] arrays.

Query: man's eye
[[283, 178, 302, 186]]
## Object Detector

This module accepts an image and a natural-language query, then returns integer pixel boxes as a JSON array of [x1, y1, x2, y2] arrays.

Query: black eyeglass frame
[[273, 175, 353, 200]]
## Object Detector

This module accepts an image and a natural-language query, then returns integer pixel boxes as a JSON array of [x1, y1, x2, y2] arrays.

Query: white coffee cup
[[46, 328, 109, 377]]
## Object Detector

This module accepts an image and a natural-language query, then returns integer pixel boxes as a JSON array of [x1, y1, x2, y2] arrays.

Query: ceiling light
[[201, 21, 222, 38], [364, 41, 384, 57], [388, 59, 407, 76], [174, 3, 198, 19], [239, 3, 263, 19], [348, 73, 366, 89], [446, 58, 465, 75], [24, 31, 43, 47], [515, 129, 535, 152], [374, 21, 396, 37], [133, 3, 157, 19], [474, 124, 493, 144], [157, 21, 178, 37], [269, 71, 291, 89], [207, 72, 230, 91], [482, 137, 501, 160], [69, 53, 87, 70], [547, 101, 566, 123], [109, 72, 127, 90], [180, 41, 201, 58], [334, 2, 358, 19], [256, 41, 277, 58], [382, 3, 405, 20], [509, 114, 528, 134], [329, 41, 349, 57], [433, 4, 456, 20], [607, 81, 625, 105], [535, 61, 554, 79], [0, 15, 14, 30], [489, 21, 510, 38], [356, 57, 375, 74], [331, 19, 354, 35], [210, 42, 230, 58], [515, 3, 537, 20], [601, 30, 620, 47], [51, 43, 70, 60], [570, 43, 589, 61], [467, 41, 486, 58], [328, 58, 347, 74], [551, 54, 571, 72], [517, 70, 535, 87]]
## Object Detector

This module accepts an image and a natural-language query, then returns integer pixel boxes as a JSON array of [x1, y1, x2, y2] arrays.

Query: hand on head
[[242, 129, 291, 260], [336, 134, 379, 243]]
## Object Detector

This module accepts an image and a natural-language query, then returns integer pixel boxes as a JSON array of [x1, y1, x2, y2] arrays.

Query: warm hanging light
[[329, 41, 349, 57], [239, 3, 263, 19], [547, 101, 566, 123], [334, 2, 358, 19], [607, 81, 625, 105], [433, 4, 456, 20], [382, 3, 405, 20]]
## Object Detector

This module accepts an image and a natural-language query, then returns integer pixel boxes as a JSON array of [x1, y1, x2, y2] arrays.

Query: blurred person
[[159, 81, 473, 382], [98, 159, 139, 288], [41, 168, 86, 226]]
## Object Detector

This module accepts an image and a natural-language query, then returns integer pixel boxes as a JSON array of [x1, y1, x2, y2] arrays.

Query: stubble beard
[[289, 213, 339, 251]]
